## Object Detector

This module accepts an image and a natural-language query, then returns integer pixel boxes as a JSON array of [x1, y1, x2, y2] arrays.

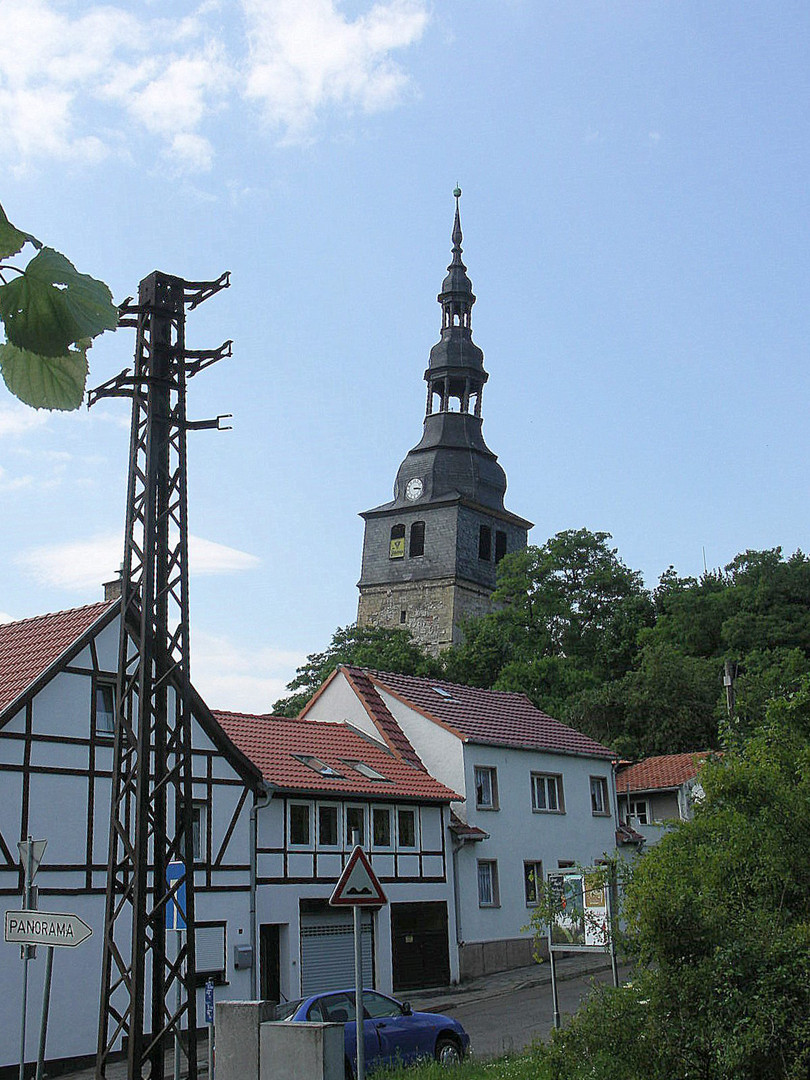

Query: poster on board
[[548, 869, 610, 951]]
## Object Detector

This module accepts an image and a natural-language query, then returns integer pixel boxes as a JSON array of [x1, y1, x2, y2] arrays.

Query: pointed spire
[[450, 186, 464, 265], [440, 186, 474, 303]]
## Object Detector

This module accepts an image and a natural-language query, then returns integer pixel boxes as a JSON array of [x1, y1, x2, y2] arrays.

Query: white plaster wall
[[303, 676, 386, 746], [457, 746, 616, 946], [94, 620, 119, 671], [254, 798, 459, 1001], [374, 688, 467, 804]]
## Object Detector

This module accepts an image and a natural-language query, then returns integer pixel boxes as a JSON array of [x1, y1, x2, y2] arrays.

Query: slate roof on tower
[[0, 601, 117, 722], [306, 666, 614, 760], [214, 711, 460, 802]]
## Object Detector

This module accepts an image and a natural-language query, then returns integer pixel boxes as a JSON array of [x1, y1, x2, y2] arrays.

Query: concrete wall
[[215, 1003, 343, 1080]]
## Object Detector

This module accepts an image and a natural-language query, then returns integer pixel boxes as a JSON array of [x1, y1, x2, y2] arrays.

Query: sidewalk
[[409, 951, 620, 1014]]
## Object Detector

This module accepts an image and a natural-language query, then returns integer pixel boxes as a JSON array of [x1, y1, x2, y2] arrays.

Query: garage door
[[300, 909, 374, 995], [391, 902, 449, 992]]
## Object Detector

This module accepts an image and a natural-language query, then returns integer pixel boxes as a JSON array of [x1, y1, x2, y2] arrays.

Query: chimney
[[103, 568, 123, 602]]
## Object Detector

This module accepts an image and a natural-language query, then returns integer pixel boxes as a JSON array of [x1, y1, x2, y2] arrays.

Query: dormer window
[[293, 755, 344, 779], [341, 760, 389, 782]]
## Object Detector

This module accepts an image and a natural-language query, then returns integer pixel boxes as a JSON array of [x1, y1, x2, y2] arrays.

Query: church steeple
[[425, 187, 488, 419], [356, 190, 532, 654]]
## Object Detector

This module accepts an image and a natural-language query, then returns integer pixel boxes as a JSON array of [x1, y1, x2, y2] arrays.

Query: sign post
[[330, 836, 387, 1080], [16, 838, 45, 1080], [204, 979, 215, 1080], [546, 867, 617, 1030], [165, 862, 187, 1080]]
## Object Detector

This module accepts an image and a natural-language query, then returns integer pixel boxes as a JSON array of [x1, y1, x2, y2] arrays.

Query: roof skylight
[[293, 755, 344, 778], [341, 759, 389, 782], [431, 686, 458, 702]]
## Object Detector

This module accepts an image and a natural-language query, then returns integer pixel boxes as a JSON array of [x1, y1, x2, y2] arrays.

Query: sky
[[1, 1, 809, 712]]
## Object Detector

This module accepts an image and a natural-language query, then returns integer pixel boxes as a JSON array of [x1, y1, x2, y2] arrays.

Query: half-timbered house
[[0, 603, 460, 1072]]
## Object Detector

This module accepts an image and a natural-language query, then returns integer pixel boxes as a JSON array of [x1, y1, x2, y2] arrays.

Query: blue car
[[272, 988, 470, 1077]]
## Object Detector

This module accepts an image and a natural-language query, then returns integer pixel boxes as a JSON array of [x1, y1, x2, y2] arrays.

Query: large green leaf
[[0, 247, 118, 357], [0, 341, 88, 411], [0, 203, 39, 259]]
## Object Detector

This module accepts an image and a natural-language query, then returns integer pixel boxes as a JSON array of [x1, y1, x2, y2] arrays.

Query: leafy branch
[[0, 203, 119, 410]]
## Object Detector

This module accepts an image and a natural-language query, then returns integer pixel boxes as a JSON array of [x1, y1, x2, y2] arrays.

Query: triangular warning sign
[[330, 846, 387, 907], [18, 839, 47, 885]]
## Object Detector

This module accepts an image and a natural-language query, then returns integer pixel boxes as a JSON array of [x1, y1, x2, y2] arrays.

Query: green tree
[[534, 684, 810, 1080], [441, 529, 653, 713], [272, 623, 438, 716], [0, 202, 118, 410]]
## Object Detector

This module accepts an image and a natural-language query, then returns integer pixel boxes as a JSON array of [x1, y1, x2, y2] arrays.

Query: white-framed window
[[474, 766, 498, 810], [524, 860, 543, 907], [318, 804, 340, 847], [288, 802, 312, 847], [531, 772, 564, 813], [397, 808, 418, 850], [345, 805, 366, 846], [628, 798, 649, 825], [590, 776, 610, 816], [94, 680, 116, 736], [477, 860, 499, 907], [372, 806, 392, 849]]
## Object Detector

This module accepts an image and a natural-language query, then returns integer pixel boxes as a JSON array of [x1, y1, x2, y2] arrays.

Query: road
[[446, 963, 633, 1060]]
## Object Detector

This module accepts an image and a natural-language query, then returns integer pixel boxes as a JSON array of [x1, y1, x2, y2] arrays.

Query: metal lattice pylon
[[90, 272, 231, 1080]]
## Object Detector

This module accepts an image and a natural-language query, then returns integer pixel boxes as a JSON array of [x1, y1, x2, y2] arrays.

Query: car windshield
[[270, 998, 304, 1021]]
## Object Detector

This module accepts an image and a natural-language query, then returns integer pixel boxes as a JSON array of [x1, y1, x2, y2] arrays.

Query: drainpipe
[[451, 839, 465, 946], [250, 781, 273, 999]]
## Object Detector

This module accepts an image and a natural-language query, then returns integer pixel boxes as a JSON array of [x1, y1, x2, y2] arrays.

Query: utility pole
[[91, 272, 231, 1080]]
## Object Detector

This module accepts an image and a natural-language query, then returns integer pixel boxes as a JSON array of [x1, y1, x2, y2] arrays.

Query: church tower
[[357, 190, 532, 653]]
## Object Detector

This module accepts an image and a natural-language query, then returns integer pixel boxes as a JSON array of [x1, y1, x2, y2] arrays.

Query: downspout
[[451, 839, 465, 946], [250, 781, 273, 999]]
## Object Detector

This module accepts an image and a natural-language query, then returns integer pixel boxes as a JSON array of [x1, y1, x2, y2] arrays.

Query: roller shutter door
[[300, 910, 374, 995]]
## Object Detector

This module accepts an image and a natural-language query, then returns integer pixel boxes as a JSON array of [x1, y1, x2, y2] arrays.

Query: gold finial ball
[[453, 186, 462, 198]]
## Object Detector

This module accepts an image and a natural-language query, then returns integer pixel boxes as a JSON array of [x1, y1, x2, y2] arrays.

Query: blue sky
[[1, 1, 809, 710]]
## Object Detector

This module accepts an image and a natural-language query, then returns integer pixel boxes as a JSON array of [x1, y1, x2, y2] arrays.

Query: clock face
[[405, 477, 424, 502]]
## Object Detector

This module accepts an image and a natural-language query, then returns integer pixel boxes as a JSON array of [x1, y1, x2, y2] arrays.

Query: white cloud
[[15, 531, 260, 591], [243, 0, 428, 136], [0, 405, 49, 438], [0, 0, 429, 172], [191, 629, 305, 713]]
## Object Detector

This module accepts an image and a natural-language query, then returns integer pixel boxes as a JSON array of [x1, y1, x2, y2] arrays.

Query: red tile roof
[[214, 711, 460, 802], [341, 668, 614, 760], [0, 601, 116, 721], [616, 752, 713, 793]]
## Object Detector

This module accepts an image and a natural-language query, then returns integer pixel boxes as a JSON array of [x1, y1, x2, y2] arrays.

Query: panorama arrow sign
[[329, 846, 387, 908], [4, 909, 93, 948]]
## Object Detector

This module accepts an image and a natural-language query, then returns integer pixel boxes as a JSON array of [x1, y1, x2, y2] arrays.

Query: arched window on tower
[[409, 521, 425, 558], [478, 525, 492, 561], [495, 530, 507, 564], [389, 524, 405, 559]]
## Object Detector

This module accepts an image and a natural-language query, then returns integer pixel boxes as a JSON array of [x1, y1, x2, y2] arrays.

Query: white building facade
[[302, 666, 620, 979]]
